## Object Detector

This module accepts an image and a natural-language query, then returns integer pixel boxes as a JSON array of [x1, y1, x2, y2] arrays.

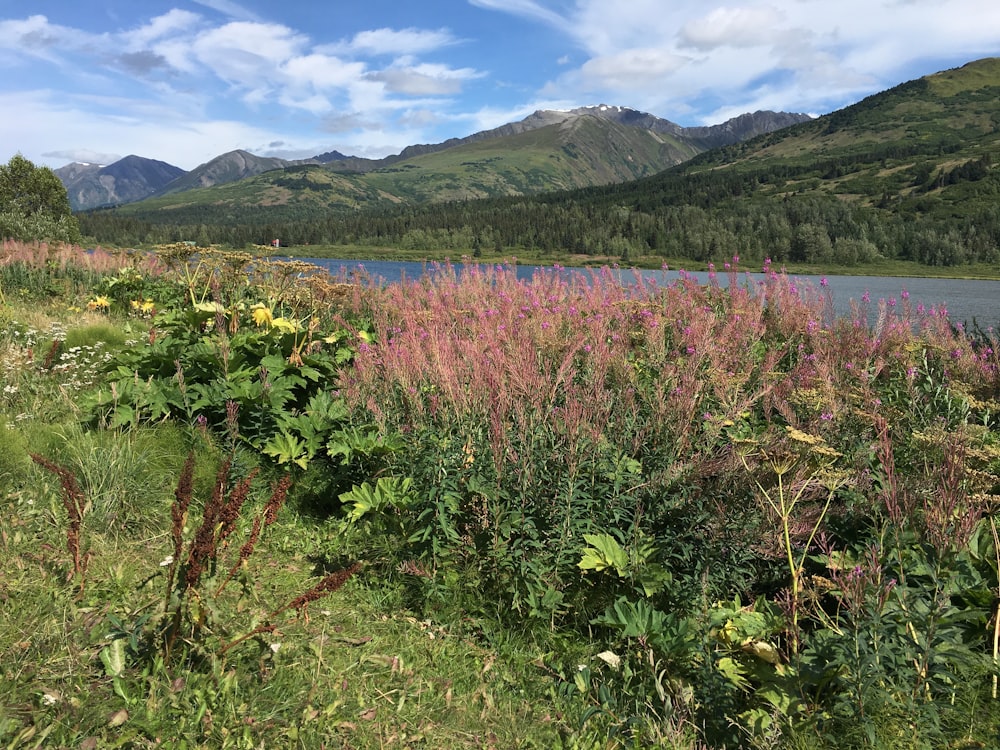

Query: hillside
[[102, 108, 809, 222], [155, 150, 313, 196], [80, 58, 1000, 270]]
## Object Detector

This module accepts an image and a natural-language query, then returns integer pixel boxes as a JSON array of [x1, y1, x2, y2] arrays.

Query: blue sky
[[2, 0, 998, 171]]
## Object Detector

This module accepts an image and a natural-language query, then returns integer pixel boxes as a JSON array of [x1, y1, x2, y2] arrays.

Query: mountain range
[[76, 57, 1000, 271], [56, 107, 811, 211]]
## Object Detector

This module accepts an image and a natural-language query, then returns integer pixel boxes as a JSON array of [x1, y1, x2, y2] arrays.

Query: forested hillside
[[79, 59, 1000, 269]]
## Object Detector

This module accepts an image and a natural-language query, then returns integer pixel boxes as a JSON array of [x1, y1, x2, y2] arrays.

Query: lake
[[299, 257, 1000, 332]]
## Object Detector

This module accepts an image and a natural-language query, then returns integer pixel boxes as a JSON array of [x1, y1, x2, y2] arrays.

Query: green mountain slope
[[107, 109, 806, 223], [81, 58, 1000, 271]]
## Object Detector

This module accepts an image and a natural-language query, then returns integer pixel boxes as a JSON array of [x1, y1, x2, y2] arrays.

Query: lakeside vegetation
[[2, 239, 999, 748]]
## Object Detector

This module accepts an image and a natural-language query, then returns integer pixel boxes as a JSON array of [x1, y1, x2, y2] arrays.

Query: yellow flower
[[250, 304, 273, 328], [130, 299, 156, 316], [87, 296, 111, 312]]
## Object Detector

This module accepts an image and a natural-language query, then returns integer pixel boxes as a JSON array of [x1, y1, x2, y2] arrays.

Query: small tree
[[0, 154, 81, 243]]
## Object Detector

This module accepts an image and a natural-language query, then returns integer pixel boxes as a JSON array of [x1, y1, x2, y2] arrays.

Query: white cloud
[[0, 15, 85, 63], [679, 6, 790, 50], [122, 9, 201, 50], [575, 48, 690, 91], [467, 0, 570, 31], [42, 148, 123, 166], [367, 62, 484, 96], [0, 90, 290, 170], [189, 0, 263, 22], [192, 21, 307, 89], [281, 54, 367, 91], [342, 27, 459, 56]]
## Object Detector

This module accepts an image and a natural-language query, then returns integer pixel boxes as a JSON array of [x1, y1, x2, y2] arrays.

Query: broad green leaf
[[578, 533, 628, 576], [263, 432, 311, 469], [100, 639, 127, 678]]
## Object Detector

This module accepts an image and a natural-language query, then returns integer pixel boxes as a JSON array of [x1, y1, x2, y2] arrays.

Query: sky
[[1, 0, 999, 172]]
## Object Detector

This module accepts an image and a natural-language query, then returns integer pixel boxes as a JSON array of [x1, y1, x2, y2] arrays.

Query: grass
[[0, 426, 567, 748], [0, 273, 577, 748]]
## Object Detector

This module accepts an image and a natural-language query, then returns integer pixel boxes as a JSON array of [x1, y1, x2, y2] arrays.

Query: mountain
[[313, 106, 811, 174], [78, 57, 1000, 271], [56, 155, 185, 210], [155, 149, 317, 196], [107, 107, 810, 219]]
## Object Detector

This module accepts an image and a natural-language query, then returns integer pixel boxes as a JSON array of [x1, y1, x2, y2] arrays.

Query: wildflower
[[86, 295, 110, 312], [250, 304, 273, 327], [130, 298, 156, 316], [820, 277, 828, 287]]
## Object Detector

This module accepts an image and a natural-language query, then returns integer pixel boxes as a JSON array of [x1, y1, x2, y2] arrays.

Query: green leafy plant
[[158, 452, 359, 666]]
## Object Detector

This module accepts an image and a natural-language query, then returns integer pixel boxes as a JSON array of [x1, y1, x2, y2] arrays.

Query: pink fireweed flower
[[820, 277, 828, 287]]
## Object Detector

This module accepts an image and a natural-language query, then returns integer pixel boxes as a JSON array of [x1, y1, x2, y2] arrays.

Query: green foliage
[[87, 292, 362, 468], [4, 235, 1000, 748], [0, 154, 80, 243]]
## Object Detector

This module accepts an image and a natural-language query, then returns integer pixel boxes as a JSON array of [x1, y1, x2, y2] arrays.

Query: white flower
[[159, 555, 174, 567], [595, 650, 621, 670]]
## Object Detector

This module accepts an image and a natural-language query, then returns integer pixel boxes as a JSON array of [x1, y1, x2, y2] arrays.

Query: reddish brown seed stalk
[[277, 563, 362, 618], [215, 474, 292, 597], [215, 470, 258, 548], [165, 452, 196, 608], [218, 563, 360, 656], [41, 339, 61, 370], [182, 458, 231, 590], [30, 454, 87, 585]]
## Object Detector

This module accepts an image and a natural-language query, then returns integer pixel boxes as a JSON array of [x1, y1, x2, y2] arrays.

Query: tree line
[[78, 153, 1000, 268]]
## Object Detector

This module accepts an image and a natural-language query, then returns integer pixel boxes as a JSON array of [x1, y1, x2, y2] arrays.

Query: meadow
[[1, 239, 999, 749]]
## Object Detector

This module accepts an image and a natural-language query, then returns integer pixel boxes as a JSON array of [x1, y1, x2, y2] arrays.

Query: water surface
[[299, 257, 1000, 331]]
